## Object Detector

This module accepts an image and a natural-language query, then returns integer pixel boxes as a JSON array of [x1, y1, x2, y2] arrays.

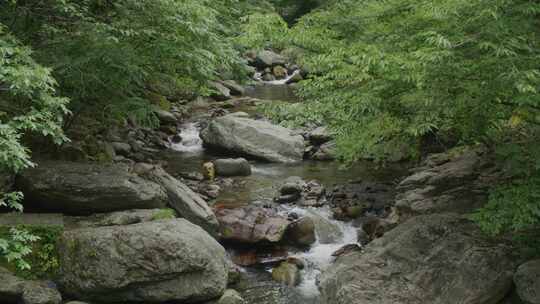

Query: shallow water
[[162, 118, 405, 303]]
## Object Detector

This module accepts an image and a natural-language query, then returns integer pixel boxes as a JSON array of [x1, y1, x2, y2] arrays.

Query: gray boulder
[[255, 50, 286, 68], [154, 109, 177, 125], [16, 161, 167, 215], [309, 126, 332, 145], [0, 268, 62, 304], [311, 141, 337, 161], [215, 205, 290, 243], [219, 80, 245, 96], [514, 260, 540, 304], [201, 114, 305, 163], [218, 289, 246, 304], [58, 219, 229, 303], [141, 166, 219, 236], [209, 81, 232, 101], [319, 213, 516, 304], [65, 209, 175, 229], [21, 281, 62, 304], [396, 147, 499, 218], [0, 267, 25, 303], [214, 158, 252, 177]]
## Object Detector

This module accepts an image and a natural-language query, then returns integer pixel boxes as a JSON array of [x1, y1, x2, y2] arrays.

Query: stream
[[162, 75, 405, 304]]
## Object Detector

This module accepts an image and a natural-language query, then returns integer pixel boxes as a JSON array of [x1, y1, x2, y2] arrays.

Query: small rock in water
[[272, 261, 301, 287], [218, 289, 246, 304], [203, 162, 216, 181], [214, 158, 252, 177], [285, 217, 316, 247], [331, 244, 362, 258]]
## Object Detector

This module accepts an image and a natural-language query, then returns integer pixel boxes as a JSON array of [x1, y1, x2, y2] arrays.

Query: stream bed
[[161, 79, 406, 304]]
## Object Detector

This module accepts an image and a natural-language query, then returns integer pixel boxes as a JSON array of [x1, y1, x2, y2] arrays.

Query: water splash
[[254, 69, 301, 85], [289, 206, 358, 299], [170, 123, 204, 153]]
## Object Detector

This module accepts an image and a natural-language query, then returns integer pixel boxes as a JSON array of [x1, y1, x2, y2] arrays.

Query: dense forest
[[1, 1, 539, 304]]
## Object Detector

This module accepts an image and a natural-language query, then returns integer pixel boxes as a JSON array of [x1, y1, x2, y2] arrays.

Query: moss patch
[[151, 208, 177, 221]]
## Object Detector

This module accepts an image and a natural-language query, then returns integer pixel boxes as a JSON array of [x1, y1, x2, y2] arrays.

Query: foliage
[[1, 24, 68, 271], [151, 208, 177, 221], [256, 0, 540, 240], [0, 226, 62, 278], [236, 13, 291, 51], [0, 0, 245, 128], [0, 227, 41, 271]]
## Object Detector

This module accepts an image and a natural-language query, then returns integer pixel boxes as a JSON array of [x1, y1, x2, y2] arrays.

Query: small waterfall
[[255, 69, 301, 85], [170, 123, 203, 153], [279, 205, 358, 300]]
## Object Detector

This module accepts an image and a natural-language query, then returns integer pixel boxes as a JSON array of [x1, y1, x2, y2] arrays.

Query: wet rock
[[311, 141, 337, 161], [201, 114, 305, 163], [396, 146, 499, 218], [58, 219, 228, 303], [170, 133, 182, 143], [514, 260, 540, 304], [16, 161, 167, 215], [231, 248, 288, 267], [154, 109, 177, 125], [219, 80, 245, 96], [329, 181, 395, 220], [214, 158, 252, 177], [218, 289, 246, 304], [273, 66, 288, 79], [141, 166, 219, 236], [0, 268, 61, 304], [56, 142, 87, 162], [255, 50, 286, 68], [331, 244, 362, 257], [215, 205, 290, 243], [209, 81, 231, 101], [285, 217, 316, 247], [286, 71, 303, 84], [262, 73, 276, 82], [110, 142, 132, 156], [356, 227, 370, 245], [306, 210, 343, 244], [0, 267, 25, 303], [309, 126, 332, 145], [272, 262, 300, 287], [22, 281, 62, 304], [276, 177, 326, 206], [359, 213, 398, 241], [319, 213, 516, 304]]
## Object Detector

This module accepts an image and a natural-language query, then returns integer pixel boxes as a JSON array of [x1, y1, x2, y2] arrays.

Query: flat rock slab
[[319, 213, 516, 304], [16, 161, 167, 215], [0, 213, 64, 228]]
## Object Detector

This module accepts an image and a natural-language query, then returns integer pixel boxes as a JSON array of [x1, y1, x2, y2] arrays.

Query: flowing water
[[163, 79, 405, 303]]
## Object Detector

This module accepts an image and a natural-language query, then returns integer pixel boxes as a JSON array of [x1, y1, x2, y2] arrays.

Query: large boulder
[[209, 81, 232, 101], [201, 114, 305, 163], [215, 205, 290, 243], [58, 219, 229, 303], [0, 268, 62, 304], [141, 166, 219, 235], [16, 161, 167, 215], [395, 147, 499, 218], [319, 213, 516, 304], [214, 158, 252, 177], [514, 260, 540, 304], [255, 50, 286, 68]]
